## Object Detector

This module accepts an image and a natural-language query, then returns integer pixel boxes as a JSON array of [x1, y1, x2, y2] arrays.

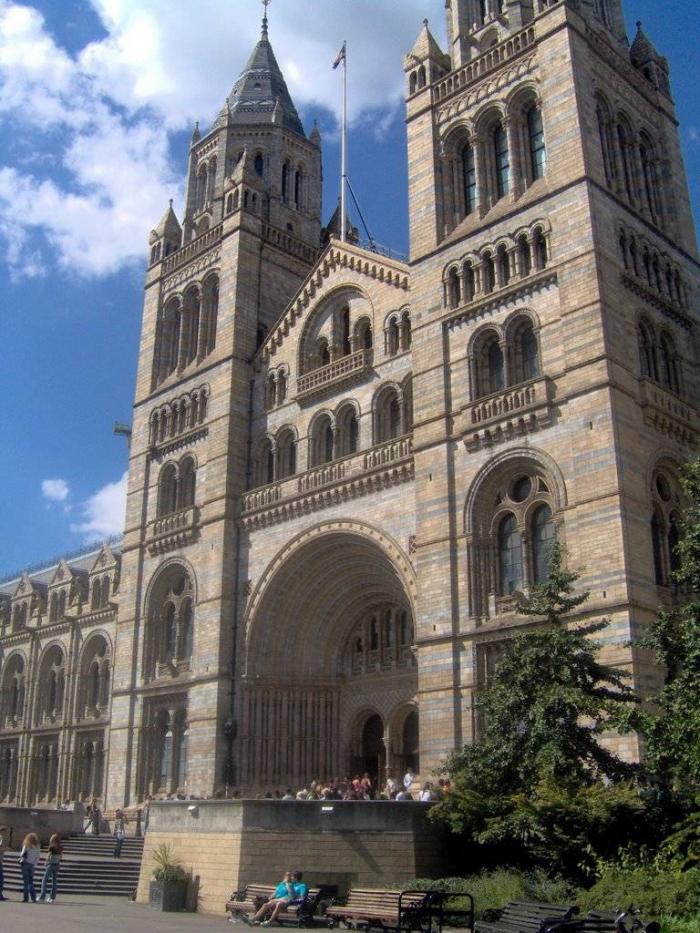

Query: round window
[[511, 476, 532, 503]]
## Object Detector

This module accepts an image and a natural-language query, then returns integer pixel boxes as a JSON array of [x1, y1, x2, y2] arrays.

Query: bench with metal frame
[[326, 887, 474, 933], [474, 900, 579, 933], [227, 882, 321, 927]]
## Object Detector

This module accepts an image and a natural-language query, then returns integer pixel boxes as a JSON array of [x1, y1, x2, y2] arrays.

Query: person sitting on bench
[[248, 872, 295, 926]]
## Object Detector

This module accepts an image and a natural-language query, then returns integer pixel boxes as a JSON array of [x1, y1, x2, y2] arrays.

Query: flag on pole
[[332, 42, 346, 69]]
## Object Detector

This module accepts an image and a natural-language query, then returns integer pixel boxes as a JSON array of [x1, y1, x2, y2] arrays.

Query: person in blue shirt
[[249, 871, 295, 926], [291, 871, 307, 900]]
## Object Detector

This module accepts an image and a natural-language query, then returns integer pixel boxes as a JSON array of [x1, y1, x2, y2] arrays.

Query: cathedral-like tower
[[109, 14, 323, 803], [406, 0, 698, 774]]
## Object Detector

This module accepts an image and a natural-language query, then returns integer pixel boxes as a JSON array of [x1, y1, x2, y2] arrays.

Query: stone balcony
[[462, 376, 554, 452], [296, 349, 373, 402], [147, 506, 199, 555], [639, 379, 698, 448], [161, 223, 223, 276], [240, 435, 413, 530]]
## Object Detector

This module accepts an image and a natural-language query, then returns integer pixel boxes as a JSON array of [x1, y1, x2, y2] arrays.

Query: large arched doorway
[[241, 526, 418, 791]]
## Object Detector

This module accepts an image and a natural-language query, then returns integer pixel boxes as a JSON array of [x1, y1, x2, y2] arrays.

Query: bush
[[577, 865, 700, 920], [391, 870, 575, 920]]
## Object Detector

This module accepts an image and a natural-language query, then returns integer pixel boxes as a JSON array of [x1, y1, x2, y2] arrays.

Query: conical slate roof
[[228, 20, 305, 137], [630, 21, 657, 67]]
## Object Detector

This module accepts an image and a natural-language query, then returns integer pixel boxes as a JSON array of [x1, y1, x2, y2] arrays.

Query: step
[[1, 848, 142, 898]]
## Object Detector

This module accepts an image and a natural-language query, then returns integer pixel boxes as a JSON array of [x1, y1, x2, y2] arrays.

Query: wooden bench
[[326, 888, 457, 933], [474, 900, 579, 933], [227, 883, 321, 927]]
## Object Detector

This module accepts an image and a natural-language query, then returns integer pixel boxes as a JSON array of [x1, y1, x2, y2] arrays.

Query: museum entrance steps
[[1, 833, 144, 897]]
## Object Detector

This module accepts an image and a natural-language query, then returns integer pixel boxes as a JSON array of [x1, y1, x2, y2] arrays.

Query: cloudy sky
[[0, 0, 698, 578]]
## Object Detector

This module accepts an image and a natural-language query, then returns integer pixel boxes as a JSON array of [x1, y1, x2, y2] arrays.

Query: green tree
[[432, 542, 643, 878], [632, 458, 700, 798]]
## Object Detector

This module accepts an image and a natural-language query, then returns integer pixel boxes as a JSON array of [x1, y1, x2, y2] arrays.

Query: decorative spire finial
[[262, 0, 271, 37]]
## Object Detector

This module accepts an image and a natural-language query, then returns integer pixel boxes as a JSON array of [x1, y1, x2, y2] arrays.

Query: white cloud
[[0, 0, 445, 279], [41, 478, 70, 502], [70, 471, 128, 541]]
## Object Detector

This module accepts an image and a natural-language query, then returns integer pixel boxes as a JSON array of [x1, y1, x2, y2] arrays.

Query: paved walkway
[[0, 893, 226, 931]]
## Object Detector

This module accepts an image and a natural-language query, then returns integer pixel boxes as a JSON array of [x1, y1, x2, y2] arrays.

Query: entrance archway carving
[[241, 522, 418, 791]]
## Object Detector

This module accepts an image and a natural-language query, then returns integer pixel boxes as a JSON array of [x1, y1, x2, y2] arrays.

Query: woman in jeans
[[38, 834, 62, 903], [18, 832, 41, 903]]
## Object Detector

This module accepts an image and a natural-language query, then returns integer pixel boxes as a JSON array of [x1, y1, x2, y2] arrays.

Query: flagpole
[[340, 40, 347, 244]]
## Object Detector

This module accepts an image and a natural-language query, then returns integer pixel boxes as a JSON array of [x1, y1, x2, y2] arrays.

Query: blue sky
[[0, 0, 698, 578]]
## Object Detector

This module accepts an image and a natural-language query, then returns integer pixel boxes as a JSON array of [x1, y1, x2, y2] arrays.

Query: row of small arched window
[[445, 226, 548, 310], [596, 95, 666, 230], [149, 386, 209, 446], [619, 227, 689, 309], [255, 383, 413, 487], [638, 320, 683, 396], [154, 275, 219, 387], [443, 96, 546, 230]]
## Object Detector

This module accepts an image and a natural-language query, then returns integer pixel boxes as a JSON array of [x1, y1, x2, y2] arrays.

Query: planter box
[[149, 879, 188, 912]]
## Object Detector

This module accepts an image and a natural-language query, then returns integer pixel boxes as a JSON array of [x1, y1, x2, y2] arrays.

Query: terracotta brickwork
[[1, 0, 698, 806]]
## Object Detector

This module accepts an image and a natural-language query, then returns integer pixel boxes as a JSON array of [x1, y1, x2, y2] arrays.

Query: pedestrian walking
[[38, 834, 62, 903], [0, 824, 8, 900], [18, 832, 41, 903], [113, 825, 125, 858]]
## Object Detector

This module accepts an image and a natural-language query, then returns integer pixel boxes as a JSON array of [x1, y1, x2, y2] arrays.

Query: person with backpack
[[18, 832, 41, 903], [38, 834, 62, 903]]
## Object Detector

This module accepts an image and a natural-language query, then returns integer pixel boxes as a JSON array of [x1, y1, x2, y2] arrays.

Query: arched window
[[533, 228, 547, 269], [89, 661, 100, 709], [497, 244, 510, 287], [639, 135, 661, 222], [277, 429, 297, 479], [638, 321, 658, 381], [282, 162, 290, 202], [616, 121, 635, 202], [409, 71, 417, 95], [196, 166, 207, 211], [479, 0, 487, 25], [340, 306, 351, 356], [254, 153, 264, 177], [356, 317, 373, 351], [669, 513, 681, 577], [158, 464, 178, 517], [294, 169, 302, 209], [147, 569, 195, 680], [49, 592, 58, 623], [400, 311, 411, 351], [277, 371, 287, 406], [179, 456, 196, 509], [651, 510, 664, 585], [462, 144, 477, 216], [388, 317, 400, 354], [659, 333, 680, 394], [311, 415, 334, 467], [511, 319, 539, 384], [203, 276, 219, 355], [527, 106, 546, 181], [162, 603, 177, 663], [180, 599, 193, 659], [650, 469, 683, 587], [337, 406, 360, 457], [498, 514, 523, 595], [100, 576, 110, 608], [463, 261, 476, 301], [494, 124, 510, 199], [266, 373, 277, 410], [517, 235, 531, 277], [482, 253, 496, 293], [596, 100, 615, 186], [532, 504, 555, 583], [475, 331, 504, 398], [376, 388, 402, 443], [448, 269, 460, 309], [317, 337, 330, 367], [259, 438, 274, 485]]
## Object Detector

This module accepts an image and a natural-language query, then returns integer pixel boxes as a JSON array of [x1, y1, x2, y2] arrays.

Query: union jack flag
[[332, 42, 346, 69]]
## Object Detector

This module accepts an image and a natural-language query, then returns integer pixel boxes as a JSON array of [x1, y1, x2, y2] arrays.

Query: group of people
[[258, 771, 449, 803], [0, 830, 64, 903], [230, 870, 308, 927]]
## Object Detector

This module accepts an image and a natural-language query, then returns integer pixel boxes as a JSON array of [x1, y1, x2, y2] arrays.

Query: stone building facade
[[1, 0, 698, 806]]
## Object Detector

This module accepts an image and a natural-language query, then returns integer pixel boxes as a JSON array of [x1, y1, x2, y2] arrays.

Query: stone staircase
[[1, 833, 144, 897]]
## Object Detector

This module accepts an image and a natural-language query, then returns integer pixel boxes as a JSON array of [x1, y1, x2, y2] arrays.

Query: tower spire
[[262, 0, 270, 38]]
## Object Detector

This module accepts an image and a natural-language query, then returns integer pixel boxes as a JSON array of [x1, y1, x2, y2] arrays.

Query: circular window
[[656, 474, 671, 502], [511, 476, 532, 503]]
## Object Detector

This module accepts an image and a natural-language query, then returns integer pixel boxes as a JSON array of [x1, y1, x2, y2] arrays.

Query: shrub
[[577, 865, 700, 920], [151, 843, 188, 884], [392, 870, 574, 920]]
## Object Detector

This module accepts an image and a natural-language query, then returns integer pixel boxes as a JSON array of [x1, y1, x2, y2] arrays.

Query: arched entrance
[[242, 526, 418, 791]]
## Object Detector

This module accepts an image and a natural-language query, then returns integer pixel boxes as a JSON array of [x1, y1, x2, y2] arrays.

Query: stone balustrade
[[639, 379, 698, 448], [433, 25, 536, 103], [147, 506, 199, 554], [296, 349, 373, 401], [241, 435, 414, 527], [463, 376, 554, 451], [162, 223, 223, 275]]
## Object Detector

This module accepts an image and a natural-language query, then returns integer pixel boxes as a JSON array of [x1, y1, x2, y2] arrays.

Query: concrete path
[[0, 893, 227, 931]]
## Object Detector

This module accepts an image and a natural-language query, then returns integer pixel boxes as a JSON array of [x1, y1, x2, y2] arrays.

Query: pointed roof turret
[[630, 21, 656, 68], [404, 19, 451, 72], [152, 200, 182, 242], [310, 121, 321, 148], [191, 121, 201, 143], [322, 199, 359, 247], [227, 17, 305, 137]]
